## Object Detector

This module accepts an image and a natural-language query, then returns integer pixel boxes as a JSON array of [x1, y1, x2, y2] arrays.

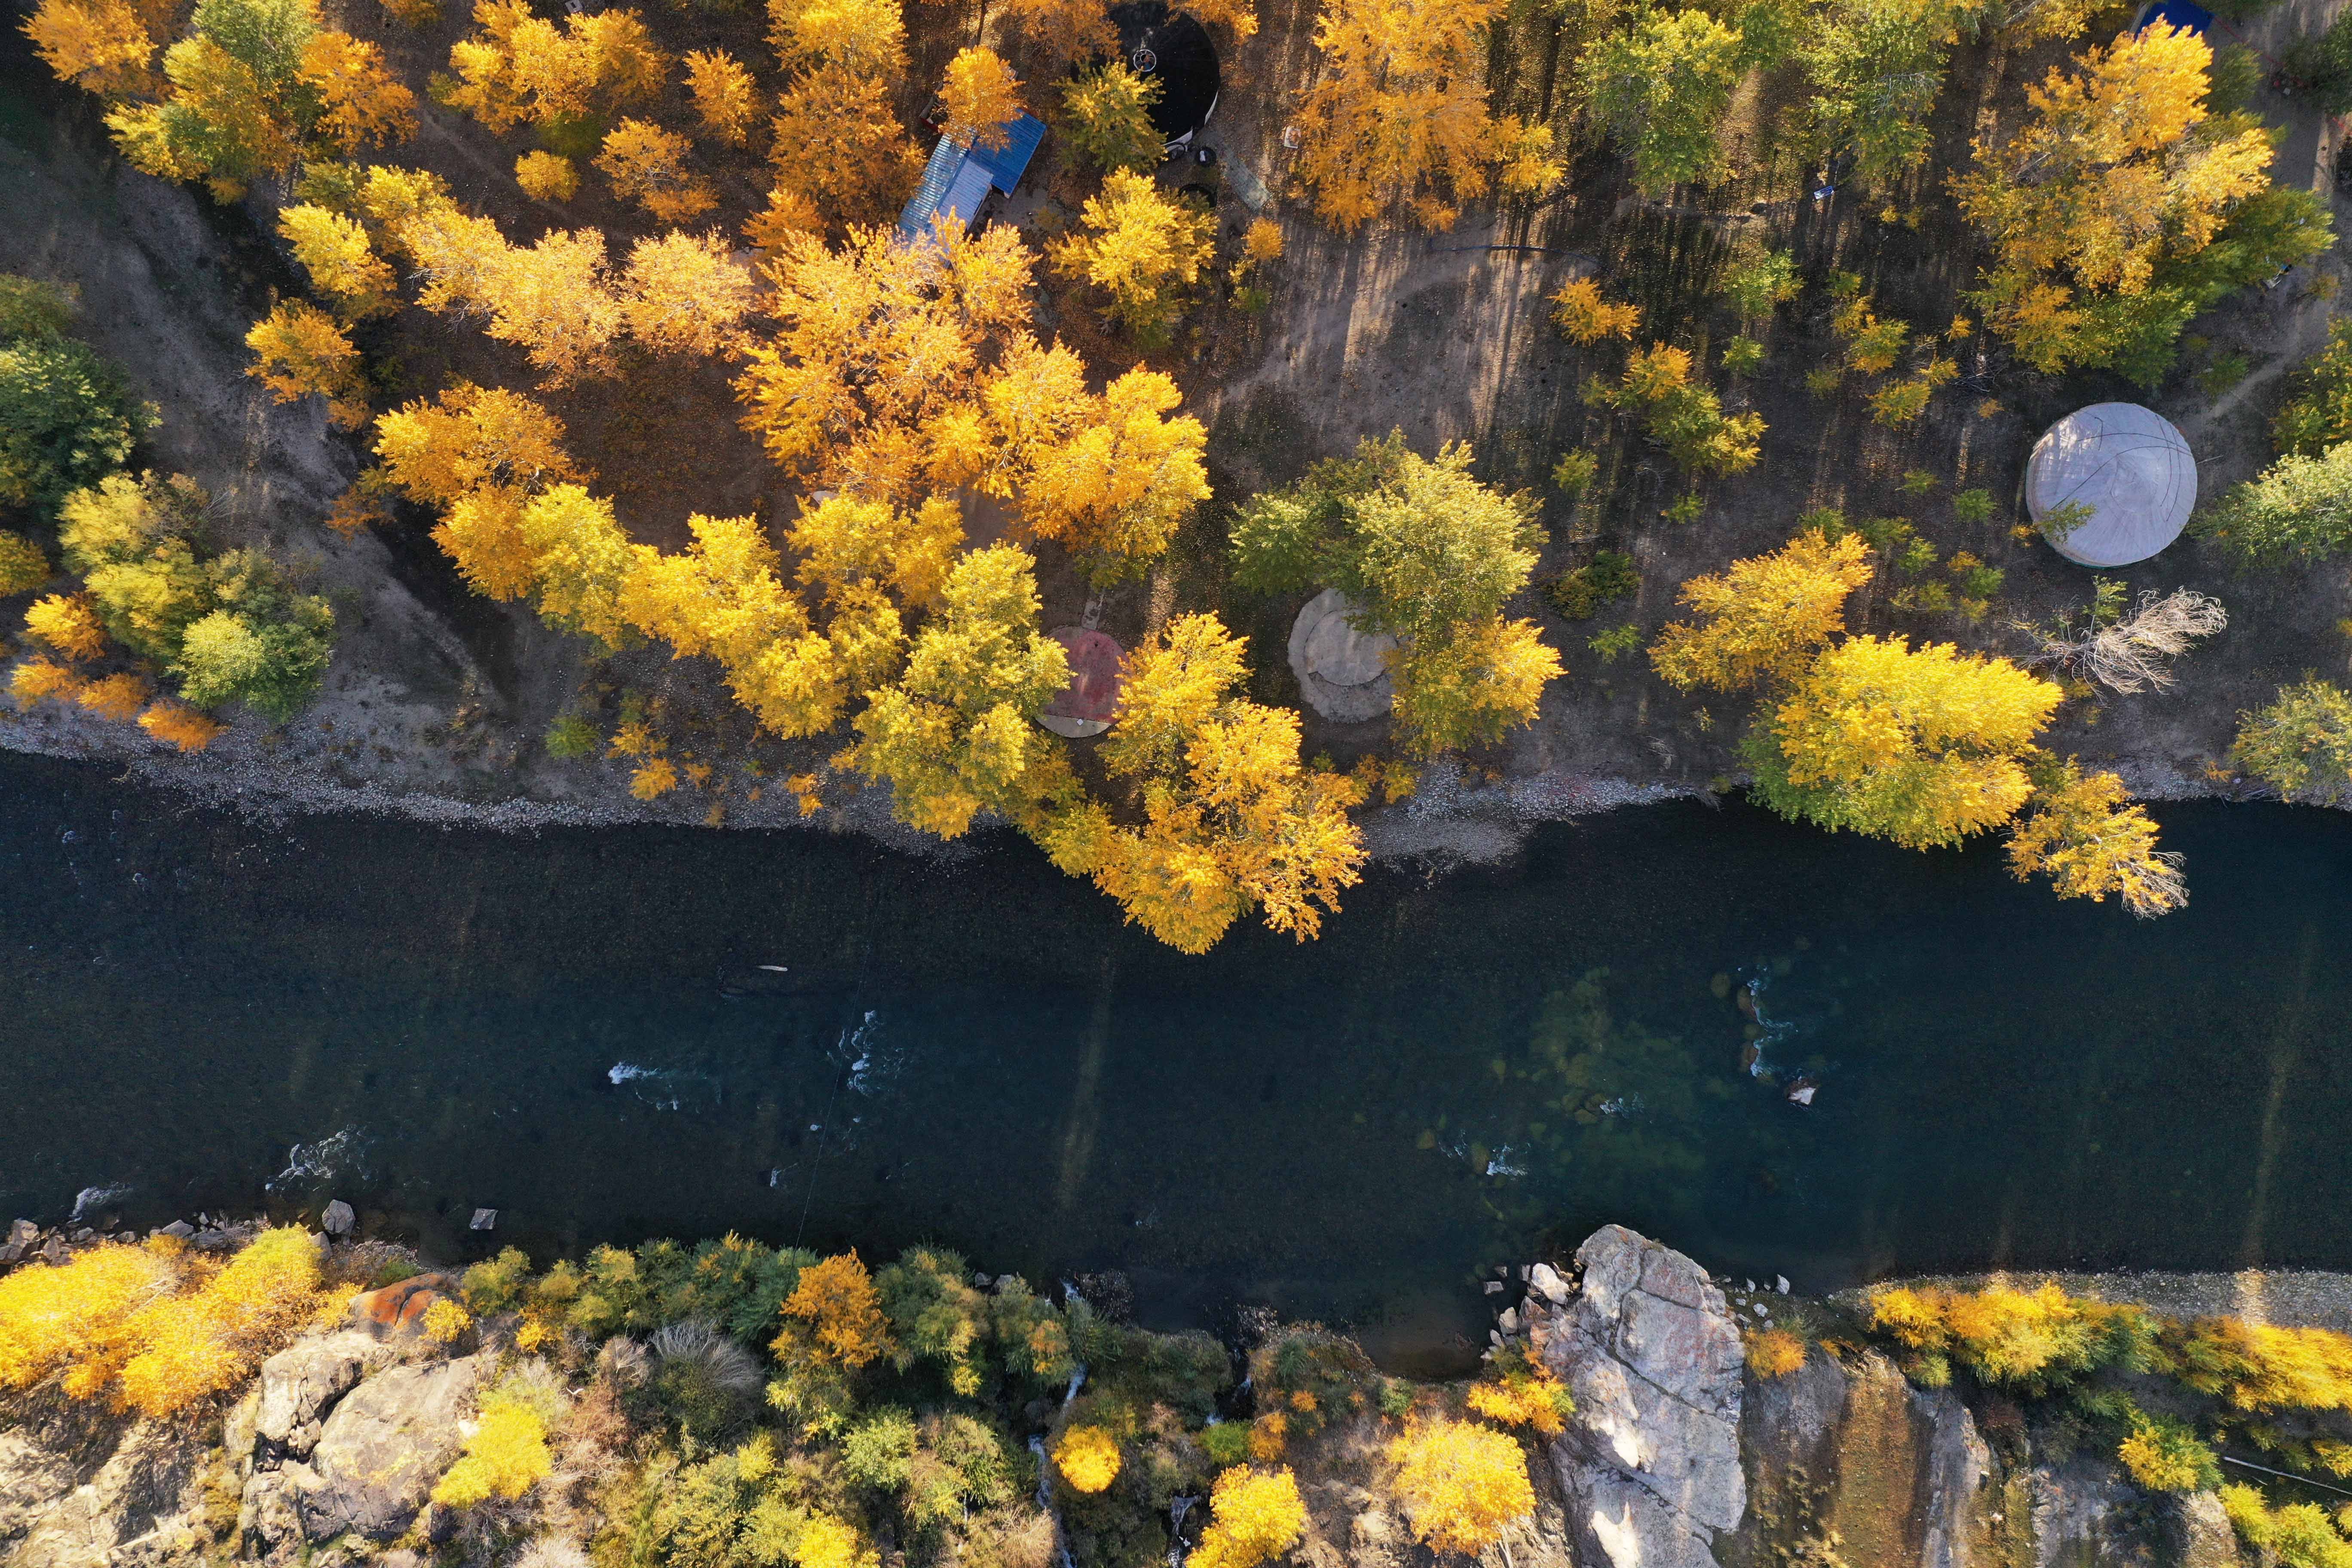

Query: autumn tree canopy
[[1292, 0, 1561, 231]]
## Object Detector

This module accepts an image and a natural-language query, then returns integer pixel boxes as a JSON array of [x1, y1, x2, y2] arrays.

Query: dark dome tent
[[1106, 0, 1220, 150]]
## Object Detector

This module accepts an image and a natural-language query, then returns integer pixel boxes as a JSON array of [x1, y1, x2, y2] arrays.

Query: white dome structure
[[2024, 402, 2198, 567], [1288, 589, 1396, 723]]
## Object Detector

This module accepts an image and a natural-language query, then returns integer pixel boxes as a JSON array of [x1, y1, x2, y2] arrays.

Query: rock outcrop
[[242, 1354, 489, 1552], [1531, 1223, 1748, 1568]]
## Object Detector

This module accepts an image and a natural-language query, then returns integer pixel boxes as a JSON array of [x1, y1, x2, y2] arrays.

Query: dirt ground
[[1, 0, 2348, 865]]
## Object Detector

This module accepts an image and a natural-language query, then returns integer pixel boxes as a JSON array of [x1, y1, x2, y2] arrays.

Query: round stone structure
[[1038, 627, 1124, 738], [2024, 402, 2198, 568], [1287, 588, 1397, 723]]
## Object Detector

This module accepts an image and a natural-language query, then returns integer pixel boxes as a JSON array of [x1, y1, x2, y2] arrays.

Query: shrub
[[651, 1318, 764, 1439], [2161, 1316, 2352, 1412], [2232, 680, 2352, 805], [1542, 549, 1638, 619], [2117, 1406, 2220, 1491], [545, 709, 597, 757], [423, 1297, 472, 1344], [1200, 1421, 1251, 1466], [1552, 451, 1599, 494], [1722, 335, 1765, 374], [9, 655, 80, 707], [1746, 1329, 1806, 1379], [515, 150, 579, 202], [433, 1397, 552, 1507], [1192, 1466, 1307, 1568], [1054, 1424, 1121, 1494], [2220, 1483, 2352, 1568], [0, 334, 144, 518], [115, 1226, 333, 1417], [1550, 278, 1639, 343], [0, 531, 50, 594], [1386, 1419, 1534, 1556], [139, 702, 225, 751], [1865, 1283, 2155, 1396], [76, 671, 148, 721], [1721, 250, 1798, 317], [463, 1246, 534, 1311], [24, 592, 105, 658], [779, 1252, 894, 1368], [172, 602, 335, 720], [2197, 443, 2352, 565], [1464, 1351, 1574, 1433], [0, 1241, 178, 1394]]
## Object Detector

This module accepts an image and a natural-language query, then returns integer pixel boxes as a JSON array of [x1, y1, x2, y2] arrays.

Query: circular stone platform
[[2024, 402, 2198, 568], [1039, 627, 1124, 738], [1287, 588, 1397, 723]]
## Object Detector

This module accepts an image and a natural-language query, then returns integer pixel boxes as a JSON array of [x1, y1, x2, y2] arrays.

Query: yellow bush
[[1055, 1424, 1121, 1494], [0, 1242, 177, 1394], [138, 702, 224, 751], [1247, 1410, 1287, 1460], [423, 1297, 473, 1344], [1746, 1329, 1806, 1379], [0, 530, 49, 595], [776, 1251, 893, 1370], [1192, 1466, 1308, 1568], [75, 672, 148, 723], [114, 1226, 331, 1418], [9, 655, 82, 707], [1865, 1282, 2150, 1393], [432, 1397, 551, 1507], [24, 592, 104, 659], [1387, 1418, 1535, 1556], [515, 151, 579, 202], [1464, 1357, 1575, 1434], [631, 757, 679, 799], [2164, 1317, 2352, 1413]]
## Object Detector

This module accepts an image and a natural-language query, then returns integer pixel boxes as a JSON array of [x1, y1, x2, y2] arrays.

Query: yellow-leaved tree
[[845, 544, 1072, 839], [441, 0, 668, 133], [1292, 0, 1559, 230], [1386, 1419, 1535, 1556], [1049, 169, 1217, 346], [1744, 635, 2062, 851], [619, 230, 757, 358], [940, 46, 1023, 150], [1954, 22, 2325, 378], [372, 382, 584, 600], [279, 203, 397, 318], [776, 1251, 894, 1368], [1018, 368, 1210, 582], [1040, 613, 1366, 954], [596, 119, 716, 223], [2006, 758, 2187, 916], [684, 47, 759, 145], [246, 300, 370, 429], [1650, 529, 1875, 692], [24, 0, 160, 97], [1192, 1466, 1308, 1568]]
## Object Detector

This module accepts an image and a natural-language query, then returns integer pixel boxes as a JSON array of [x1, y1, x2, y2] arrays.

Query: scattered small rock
[[322, 1200, 355, 1236], [1531, 1262, 1572, 1304], [469, 1208, 497, 1231], [40, 1236, 64, 1265], [6, 1219, 34, 1248], [1499, 1307, 1521, 1334], [1776, 1275, 1790, 1295], [159, 1219, 194, 1239], [1484, 1280, 1505, 1295]]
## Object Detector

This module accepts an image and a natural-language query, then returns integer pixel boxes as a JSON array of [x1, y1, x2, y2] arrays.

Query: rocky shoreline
[[0, 1213, 2329, 1568]]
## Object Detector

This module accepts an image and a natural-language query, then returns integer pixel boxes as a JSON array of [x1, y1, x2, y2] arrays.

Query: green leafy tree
[[1228, 432, 1560, 753], [2274, 319, 2352, 457], [1060, 61, 1162, 174], [0, 278, 144, 518], [2194, 442, 2352, 565], [1801, 0, 1963, 183], [2231, 679, 2352, 805], [1584, 8, 1749, 193]]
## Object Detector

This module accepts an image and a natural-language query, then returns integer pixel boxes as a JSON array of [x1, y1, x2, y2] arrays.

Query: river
[[3, 752, 2348, 1355]]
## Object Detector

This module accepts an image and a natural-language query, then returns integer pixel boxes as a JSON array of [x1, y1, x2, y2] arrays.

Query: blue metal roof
[[2134, 0, 2211, 33], [897, 114, 1045, 239]]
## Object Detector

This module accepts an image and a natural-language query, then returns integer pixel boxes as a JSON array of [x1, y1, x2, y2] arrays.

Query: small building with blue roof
[[897, 114, 1047, 241]]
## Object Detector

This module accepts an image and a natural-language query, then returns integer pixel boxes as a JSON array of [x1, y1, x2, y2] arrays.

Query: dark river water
[[3, 751, 2349, 1354]]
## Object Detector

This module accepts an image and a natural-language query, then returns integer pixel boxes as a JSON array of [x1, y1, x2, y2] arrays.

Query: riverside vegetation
[[4, 0, 2351, 951], [15, 1223, 2352, 1565]]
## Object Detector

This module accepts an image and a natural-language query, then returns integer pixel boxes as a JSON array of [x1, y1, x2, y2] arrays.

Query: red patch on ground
[[1045, 629, 1125, 724]]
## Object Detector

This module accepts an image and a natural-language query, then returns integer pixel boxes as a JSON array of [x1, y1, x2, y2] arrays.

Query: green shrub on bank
[[2232, 679, 2352, 805], [0, 277, 148, 520]]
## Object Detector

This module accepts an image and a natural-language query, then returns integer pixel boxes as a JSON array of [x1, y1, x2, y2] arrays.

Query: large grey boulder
[[253, 1331, 398, 1462], [266, 1354, 488, 1544], [1536, 1225, 1746, 1568]]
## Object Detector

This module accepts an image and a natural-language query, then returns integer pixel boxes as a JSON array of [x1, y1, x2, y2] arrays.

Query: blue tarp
[[897, 114, 1046, 239], [2134, 0, 2212, 34]]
